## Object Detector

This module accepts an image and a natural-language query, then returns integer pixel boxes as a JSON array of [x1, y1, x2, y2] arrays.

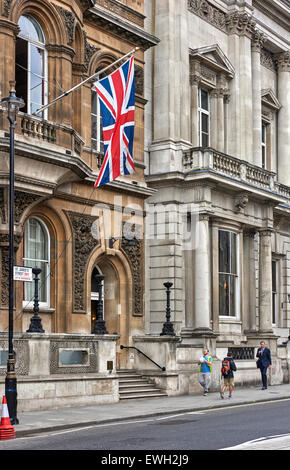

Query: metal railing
[[228, 347, 255, 360], [120, 345, 166, 371]]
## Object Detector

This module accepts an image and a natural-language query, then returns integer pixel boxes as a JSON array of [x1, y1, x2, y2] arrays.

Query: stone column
[[216, 92, 224, 152], [244, 230, 257, 332], [210, 90, 218, 150], [259, 229, 273, 333], [226, 12, 256, 161], [153, 0, 190, 143], [216, 74, 227, 153], [194, 214, 212, 332], [190, 59, 201, 147], [276, 51, 290, 186], [251, 30, 266, 166]]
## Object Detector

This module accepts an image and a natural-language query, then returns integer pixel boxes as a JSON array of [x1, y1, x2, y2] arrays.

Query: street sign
[[13, 266, 33, 282]]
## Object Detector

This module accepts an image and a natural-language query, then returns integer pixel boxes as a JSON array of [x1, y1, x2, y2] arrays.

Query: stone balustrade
[[19, 113, 84, 156], [183, 147, 289, 201]]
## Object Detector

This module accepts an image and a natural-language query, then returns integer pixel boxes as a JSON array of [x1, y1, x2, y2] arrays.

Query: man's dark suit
[[256, 347, 272, 389]]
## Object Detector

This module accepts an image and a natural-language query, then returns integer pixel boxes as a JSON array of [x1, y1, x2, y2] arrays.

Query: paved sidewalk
[[9, 383, 290, 437]]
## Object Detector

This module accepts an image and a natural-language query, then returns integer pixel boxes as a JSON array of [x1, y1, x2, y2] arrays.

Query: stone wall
[[0, 332, 120, 411]]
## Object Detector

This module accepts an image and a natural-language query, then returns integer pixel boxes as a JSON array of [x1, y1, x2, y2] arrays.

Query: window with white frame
[[198, 88, 210, 147], [15, 15, 47, 118], [91, 90, 104, 153], [272, 260, 278, 325], [261, 122, 267, 169], [218, 230, 239, 317], [23, 217, 50, 307]]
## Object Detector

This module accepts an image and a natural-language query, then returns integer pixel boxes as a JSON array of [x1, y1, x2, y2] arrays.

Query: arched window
[[23, 217, 50, 307], [16, 15, 47, 117], [91, 90, 104, 153]]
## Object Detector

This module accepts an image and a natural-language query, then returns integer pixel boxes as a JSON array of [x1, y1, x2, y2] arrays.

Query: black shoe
[[262, 386, 267, 390]]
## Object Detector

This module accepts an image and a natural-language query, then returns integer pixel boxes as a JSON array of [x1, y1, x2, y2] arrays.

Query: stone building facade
[[141, 0, 290, 392], [0, 0, 158, 398]]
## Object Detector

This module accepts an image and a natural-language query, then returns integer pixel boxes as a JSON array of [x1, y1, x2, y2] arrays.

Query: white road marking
[[221, 433, 290, 450]]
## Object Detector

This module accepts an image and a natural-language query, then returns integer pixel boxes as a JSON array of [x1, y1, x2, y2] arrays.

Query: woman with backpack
[[220, 351, 237, 399]]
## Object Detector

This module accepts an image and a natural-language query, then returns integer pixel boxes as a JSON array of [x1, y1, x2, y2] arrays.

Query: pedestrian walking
[[256, 341, 272, 390], [198, 348, 213, 396], [220, 351, 237, 399]]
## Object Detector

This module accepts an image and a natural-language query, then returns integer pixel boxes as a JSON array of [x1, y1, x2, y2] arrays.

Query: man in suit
[[256, 341, 272, 390]]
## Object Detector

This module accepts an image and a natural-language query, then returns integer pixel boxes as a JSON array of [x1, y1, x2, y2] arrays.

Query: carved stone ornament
[[2, 0, 13, 17], [260, 48, 277, 72], [81, 0, 96, 10], [188, 0, 227, 32], [0, 188, 7, 224], [14, 191, 42, 224], [275, 51, 290, 72], [251, 29, 267, 52], [225, 11, 256, 38], [121, 223, 143, 317], [55, 5, 76, 46], [188, 0, 258, 38], [234, 193, 249, 213], [84, 33, 100, 71], [65, 211, 100, 312], [134, 65, 144, 96], [0, 233, 22, 307]]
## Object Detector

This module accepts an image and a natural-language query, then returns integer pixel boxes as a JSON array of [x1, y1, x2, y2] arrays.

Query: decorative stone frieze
[[187, 0, 227, 32], [65, 211, 100, 312], [2, 0, 12, 18], [188, 0, 256, 37]]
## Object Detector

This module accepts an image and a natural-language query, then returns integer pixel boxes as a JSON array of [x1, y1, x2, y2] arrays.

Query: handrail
[[120, 345, 166, 371]]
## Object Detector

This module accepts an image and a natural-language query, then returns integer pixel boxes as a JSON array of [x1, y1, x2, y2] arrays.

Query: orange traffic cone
[[0, 396, 15, 440]]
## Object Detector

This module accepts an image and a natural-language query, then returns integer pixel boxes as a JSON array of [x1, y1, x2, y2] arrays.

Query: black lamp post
[[0, 82, 25, 425], [160, 282, 176, 336], [93, 274, 108, 334], [27, 268, 45, 333]]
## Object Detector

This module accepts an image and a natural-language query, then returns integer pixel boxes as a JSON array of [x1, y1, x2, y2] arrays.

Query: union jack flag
[[92, 56, 135, 187]]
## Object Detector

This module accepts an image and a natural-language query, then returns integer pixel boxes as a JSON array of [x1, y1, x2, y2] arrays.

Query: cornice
[[188, 0, 289, 37], [94, 0, 145, 28], [84, 5, 160, 50], [253, 0, 290, 33]]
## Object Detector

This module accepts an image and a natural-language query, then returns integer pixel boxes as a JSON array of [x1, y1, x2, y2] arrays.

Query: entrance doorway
[[90, 258, 129, 369]]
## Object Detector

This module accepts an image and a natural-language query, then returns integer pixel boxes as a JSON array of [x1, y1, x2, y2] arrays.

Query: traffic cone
[[0, 396, 15, 440]]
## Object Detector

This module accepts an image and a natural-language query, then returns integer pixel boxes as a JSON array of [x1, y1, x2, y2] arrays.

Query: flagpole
[[33, 47, 139, 117]]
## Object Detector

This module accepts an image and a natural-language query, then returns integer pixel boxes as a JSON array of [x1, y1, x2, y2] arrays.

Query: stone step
[[119, 392, 168, 400], [117, 369, 167, 401]]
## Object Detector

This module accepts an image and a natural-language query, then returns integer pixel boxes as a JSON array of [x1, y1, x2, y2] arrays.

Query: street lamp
[[0, 81, 25, 425], [92, 274, 108, 335]]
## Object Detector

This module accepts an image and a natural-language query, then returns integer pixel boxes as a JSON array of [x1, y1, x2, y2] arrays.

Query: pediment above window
[[189, 44, 235, 88], [261, 89, 281, 111]]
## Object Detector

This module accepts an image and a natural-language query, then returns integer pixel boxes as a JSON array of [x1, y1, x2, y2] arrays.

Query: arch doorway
[[91, 257, 130, 369]]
